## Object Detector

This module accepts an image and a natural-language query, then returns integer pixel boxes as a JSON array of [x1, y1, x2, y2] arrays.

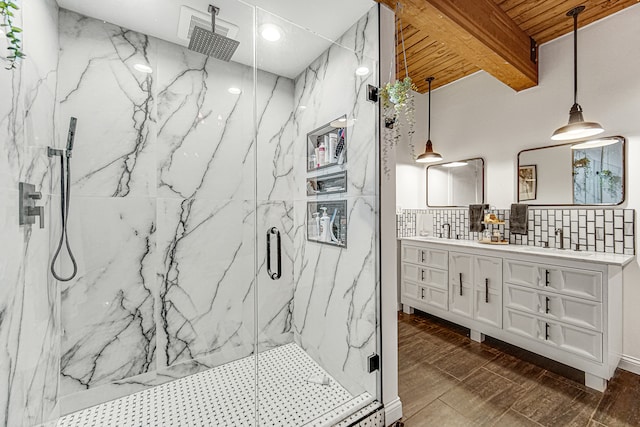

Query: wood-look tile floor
[[398, 311, 640, 427]]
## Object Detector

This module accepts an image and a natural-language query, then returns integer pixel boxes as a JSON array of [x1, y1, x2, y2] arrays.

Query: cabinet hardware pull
[[421, 288, 425, 299], [545, 297, 550, 314], [485, 278, 489, 303], [421, 251, 425, 263], [459, 272, 463, 296], [545, 323, 550, 340], [421, 270, 425, 281], [545, 269, 550, 287]]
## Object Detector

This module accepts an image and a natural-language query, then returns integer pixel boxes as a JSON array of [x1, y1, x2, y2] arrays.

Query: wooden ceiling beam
[[377, 0, 539, 91]]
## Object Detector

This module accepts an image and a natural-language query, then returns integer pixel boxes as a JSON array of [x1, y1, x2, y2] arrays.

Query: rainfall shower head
[[188, 4, 239, 61]]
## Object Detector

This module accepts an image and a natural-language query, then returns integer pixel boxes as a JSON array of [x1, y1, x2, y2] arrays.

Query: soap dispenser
[[319, 207, 330, 242]]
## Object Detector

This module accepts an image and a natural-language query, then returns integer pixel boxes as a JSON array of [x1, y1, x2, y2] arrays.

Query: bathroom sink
[[519, 246, 594, 257]]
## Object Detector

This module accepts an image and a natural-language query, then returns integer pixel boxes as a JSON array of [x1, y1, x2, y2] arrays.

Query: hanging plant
[[1, 1, 25, 70], [380, 14, 417, 178]]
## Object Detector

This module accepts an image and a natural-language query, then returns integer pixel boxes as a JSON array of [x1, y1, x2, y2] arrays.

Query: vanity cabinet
[[400, 238, 630, 392]]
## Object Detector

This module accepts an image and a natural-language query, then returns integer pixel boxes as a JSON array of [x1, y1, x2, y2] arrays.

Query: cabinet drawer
[[504, 283, 602, 331], [402, 280, 419, 300], [402, 264, 447, 289], [504, 308, 602, 362], [504, 259, 602, 301], [418, 285, 448, 311], [402, 245, 448, 269]]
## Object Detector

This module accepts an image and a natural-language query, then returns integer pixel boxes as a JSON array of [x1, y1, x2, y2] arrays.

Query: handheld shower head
[[188, 4, 239, 61], [66, 117, 77, 153]]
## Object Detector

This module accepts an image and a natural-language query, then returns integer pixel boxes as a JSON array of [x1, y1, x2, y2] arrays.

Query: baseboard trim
[[384, 397, 403, 426], [619, 355, 640, 375]]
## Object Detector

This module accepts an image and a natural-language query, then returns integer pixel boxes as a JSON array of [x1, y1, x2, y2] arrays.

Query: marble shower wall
[[291, 7, 379, 397], [55, 9, 295, 413], [0, 0, 61, 425]]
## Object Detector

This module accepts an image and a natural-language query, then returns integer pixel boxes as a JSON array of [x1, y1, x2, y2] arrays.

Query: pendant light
[[551, 5, 604, 141], [416, 77, 443, 163]]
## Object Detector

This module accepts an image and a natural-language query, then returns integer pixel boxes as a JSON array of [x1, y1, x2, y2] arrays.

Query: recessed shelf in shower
[[306, 115, 347, 172]]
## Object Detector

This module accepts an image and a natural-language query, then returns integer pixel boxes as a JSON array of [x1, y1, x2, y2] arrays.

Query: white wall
[[396, 4, 640, 364]]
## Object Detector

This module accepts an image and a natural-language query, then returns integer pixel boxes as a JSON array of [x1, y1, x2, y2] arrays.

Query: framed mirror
[[426, 158, 485, 207], [517, 136, 625, 206]]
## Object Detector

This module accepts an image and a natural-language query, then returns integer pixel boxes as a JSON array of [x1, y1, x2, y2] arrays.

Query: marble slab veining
[[292, 7, 379, 398], [0, 0, 61, 425]]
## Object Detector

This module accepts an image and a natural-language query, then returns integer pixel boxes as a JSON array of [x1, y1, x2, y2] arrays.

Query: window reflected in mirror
[[427, 158, 485, 207], [517, 136, 625, 206]]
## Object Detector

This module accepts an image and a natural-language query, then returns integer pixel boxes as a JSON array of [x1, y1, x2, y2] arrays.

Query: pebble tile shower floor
[[57, 343, 372, 427]]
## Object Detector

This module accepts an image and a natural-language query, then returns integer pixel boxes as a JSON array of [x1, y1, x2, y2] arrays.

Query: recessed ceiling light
[[133, 63, 153, 74], [355, 66, 370, 76], [298, 105, 307, 110], [260, 24, 282, 42], [228, 87, 242, 95]]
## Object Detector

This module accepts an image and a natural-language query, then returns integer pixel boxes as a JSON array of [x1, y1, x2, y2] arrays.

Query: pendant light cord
[[573, 11, 578, 105], [427, 78, 432, 140]]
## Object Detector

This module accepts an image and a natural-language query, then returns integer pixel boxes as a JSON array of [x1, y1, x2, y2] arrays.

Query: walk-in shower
[[0, 0, 381, 425]]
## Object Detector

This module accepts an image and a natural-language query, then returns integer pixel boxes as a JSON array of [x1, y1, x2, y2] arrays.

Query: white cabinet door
[[449, 252, 473, 318], [474, 256, 502, 328]]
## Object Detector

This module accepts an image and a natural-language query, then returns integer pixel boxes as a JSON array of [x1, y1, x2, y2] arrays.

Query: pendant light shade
[[551, 5, 604, 141], [416, 77, 443, 163]]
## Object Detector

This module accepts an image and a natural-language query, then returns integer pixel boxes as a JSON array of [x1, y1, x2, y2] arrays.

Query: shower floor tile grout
[[57, 343, 372, 427]]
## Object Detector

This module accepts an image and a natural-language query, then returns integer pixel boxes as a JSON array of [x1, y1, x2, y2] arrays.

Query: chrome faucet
[[555, 228, 564, 249], [442, 223, 451, 239]]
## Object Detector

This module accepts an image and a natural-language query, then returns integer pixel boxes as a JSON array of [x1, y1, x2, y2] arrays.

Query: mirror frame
[[426, 157, 485, 207], [517, 136, 626, 206]]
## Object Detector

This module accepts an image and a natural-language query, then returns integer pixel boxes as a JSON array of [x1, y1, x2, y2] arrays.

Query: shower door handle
[[267, 227, 281, 280]]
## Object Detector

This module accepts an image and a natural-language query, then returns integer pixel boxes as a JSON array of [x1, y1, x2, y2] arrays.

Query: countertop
[[400, 236, 635, 267]]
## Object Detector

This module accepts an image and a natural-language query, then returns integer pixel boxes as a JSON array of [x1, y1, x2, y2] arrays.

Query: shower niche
[[306, 115, 347, 171], [306, 171, 347, 196], [307, 200, 347, 248]]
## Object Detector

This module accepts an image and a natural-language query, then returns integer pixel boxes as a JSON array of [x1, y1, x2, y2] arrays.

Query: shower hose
[[50, 153, 78, 282]]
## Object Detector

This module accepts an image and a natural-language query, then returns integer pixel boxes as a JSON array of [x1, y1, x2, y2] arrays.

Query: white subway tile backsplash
[[396, 208, 635, 255]]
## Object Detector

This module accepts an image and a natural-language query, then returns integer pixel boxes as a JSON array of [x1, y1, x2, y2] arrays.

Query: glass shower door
[[255, 5, 381, 425], [54, 0, 261, 422]]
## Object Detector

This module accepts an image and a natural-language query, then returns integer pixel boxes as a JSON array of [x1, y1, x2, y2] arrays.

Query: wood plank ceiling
[[380, 0, 639, 93]]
